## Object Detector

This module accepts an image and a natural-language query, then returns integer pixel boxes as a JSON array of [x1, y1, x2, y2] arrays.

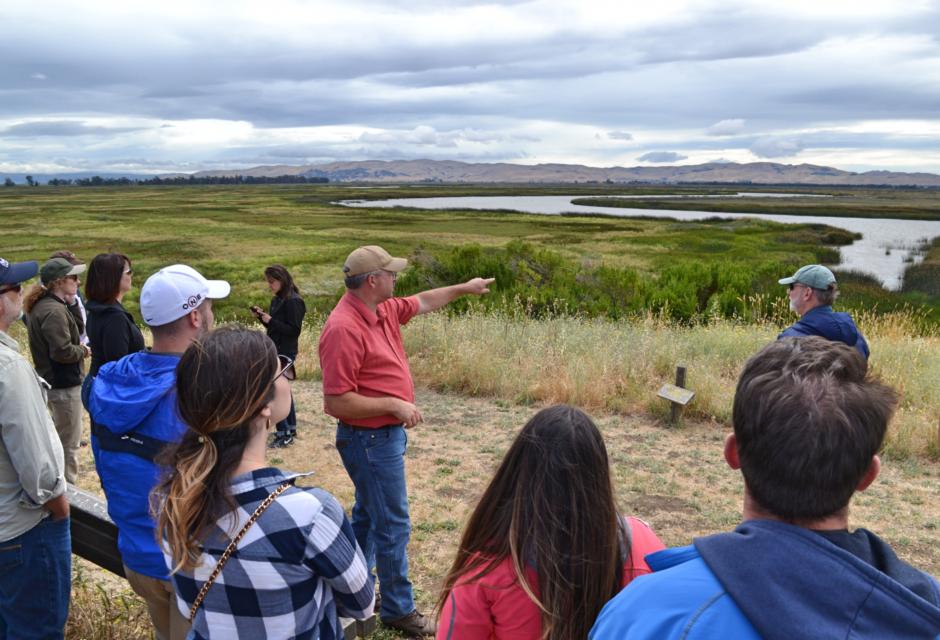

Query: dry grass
[[12, 307, 933, 638], [67, 375, 940, 638], [293, 309, 940, 459]]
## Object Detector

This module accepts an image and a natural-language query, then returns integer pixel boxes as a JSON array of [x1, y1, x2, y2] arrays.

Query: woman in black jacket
[[252, 264, 306, 447], [85, 252, 144, 377]]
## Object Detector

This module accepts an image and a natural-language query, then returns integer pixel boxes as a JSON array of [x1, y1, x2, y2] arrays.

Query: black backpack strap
[[91, 421, 170, 462]]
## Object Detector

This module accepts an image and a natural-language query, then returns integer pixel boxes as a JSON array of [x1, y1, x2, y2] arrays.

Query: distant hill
[[189, 160, 940, 186]]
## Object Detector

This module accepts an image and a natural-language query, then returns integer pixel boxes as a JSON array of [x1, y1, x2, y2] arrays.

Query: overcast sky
[[3, 0, 940, 174]]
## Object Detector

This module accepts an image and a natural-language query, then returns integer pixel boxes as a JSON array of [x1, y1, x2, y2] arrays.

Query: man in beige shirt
[[0, 257, 70, 638]]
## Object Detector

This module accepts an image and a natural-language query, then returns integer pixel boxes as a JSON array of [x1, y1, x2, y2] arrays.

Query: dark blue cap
[[0, 257, 39, 286]]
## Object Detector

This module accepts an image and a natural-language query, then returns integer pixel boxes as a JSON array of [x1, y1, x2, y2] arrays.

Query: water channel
[[340, 194, 940, 290]]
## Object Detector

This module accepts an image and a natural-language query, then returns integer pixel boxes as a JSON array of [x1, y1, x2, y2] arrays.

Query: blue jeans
[[275, 392, 296, 436], [0, 517, 71, 639], [335, 424, 413, 620]]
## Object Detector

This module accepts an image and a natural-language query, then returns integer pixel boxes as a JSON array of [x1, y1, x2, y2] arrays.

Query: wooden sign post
[[658, 365, 694, 425]]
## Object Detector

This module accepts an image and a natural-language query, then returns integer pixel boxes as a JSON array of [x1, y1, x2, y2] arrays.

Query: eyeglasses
[[0, 284, 22, 295], [275, 354, 295, 382], [381, 270, 398, 281]]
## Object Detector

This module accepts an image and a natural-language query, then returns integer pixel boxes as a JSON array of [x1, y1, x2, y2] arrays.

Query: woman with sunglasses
[[155, 326, 373, 639], [251, 264, 306, 448], [436, 405, 664, 640], [24, 256, 90, 484], [85, 253, 144, 377]]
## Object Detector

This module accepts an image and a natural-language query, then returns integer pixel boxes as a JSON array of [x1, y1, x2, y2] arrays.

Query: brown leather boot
[[382, 609, 436, 636]]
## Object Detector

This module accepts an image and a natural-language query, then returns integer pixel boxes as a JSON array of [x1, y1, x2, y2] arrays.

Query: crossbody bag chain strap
[[188, 481, 293, 622]]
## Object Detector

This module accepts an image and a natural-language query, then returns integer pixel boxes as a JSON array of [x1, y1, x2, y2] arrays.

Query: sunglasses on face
[[275, 354, 296, 381], [0, 284, 22, 295]]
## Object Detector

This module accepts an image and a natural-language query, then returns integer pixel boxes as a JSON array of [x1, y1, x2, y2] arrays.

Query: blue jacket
[[591, 520, 940, 640], [779, 305, 870, 359], [88, 351, 186, 579]]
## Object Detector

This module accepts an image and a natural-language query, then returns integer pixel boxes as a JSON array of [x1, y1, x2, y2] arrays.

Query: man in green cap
[[778, 264, 869, 359]]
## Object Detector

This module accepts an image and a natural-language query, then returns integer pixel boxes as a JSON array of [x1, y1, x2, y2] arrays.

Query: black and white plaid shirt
[[164, 468, 374, 639]]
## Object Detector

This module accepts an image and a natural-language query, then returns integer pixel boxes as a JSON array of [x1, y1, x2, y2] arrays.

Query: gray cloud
[[749, 137, 805, 158], [637, 151, 688, 163], [607, 131, 634, 141], [0, 120, 143, 137], [1, 2, 939, 172]]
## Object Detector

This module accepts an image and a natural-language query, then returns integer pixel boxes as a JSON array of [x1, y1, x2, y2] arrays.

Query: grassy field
[[2, 183, 939, 637], [2, 183, 938, 324]]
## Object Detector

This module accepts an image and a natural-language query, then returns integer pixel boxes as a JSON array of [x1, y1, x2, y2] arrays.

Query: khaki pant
[[46, 385, 82, 483], [124, 566, 190, 640]]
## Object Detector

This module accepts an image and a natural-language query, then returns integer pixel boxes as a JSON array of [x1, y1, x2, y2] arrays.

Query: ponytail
[[158, 435, 220, 573], [22, 283, 46, 314]]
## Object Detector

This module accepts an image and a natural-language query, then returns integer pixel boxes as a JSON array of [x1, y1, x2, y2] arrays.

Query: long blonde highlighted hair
[[153, 326, 278, 573]]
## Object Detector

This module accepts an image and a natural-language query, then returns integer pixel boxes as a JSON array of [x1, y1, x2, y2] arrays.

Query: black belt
[[338, 421, 403, 431]]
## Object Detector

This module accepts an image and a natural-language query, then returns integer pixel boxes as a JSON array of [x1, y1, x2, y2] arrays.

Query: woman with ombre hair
[[154, 326, 373, 639], [436, 405, 665, 640]]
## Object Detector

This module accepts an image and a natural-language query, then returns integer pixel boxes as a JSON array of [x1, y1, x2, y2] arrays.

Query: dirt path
[[72, 380, 940, 636]]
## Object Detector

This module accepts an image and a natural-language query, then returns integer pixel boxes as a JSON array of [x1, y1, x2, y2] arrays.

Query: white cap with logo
[[140, 264, 231, 327]]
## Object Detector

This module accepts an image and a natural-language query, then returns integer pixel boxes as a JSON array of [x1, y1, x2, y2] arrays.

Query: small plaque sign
[[657, 383, 695, 406]]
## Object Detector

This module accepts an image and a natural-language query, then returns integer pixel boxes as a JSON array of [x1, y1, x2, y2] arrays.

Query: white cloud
[[707, 119, 745, 136]]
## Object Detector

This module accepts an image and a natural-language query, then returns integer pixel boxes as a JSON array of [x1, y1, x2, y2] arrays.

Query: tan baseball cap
[[343, 245, 408, 277]]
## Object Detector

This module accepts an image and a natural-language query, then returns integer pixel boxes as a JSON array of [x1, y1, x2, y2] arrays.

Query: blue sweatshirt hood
[[694, 519, 940, 640], [89, 350, 181, 434], [779, 305, 870, 358]]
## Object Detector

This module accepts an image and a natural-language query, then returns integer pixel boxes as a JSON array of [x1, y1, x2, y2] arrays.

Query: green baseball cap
[[40, 257, 86, 285], [778, 264, 836, 290]]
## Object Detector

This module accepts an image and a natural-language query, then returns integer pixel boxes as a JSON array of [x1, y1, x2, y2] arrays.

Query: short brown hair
[[732, 337, 897, 521], [85, 253, 130, 304]]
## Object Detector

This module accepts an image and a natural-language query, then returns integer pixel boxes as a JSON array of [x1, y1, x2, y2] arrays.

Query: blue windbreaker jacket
[[591, 519, 940, 640], [88, 351, 185, 579], [779, 305, 870, 359]]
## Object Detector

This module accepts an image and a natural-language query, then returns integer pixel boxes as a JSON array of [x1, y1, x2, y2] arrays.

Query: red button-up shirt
[[318, 291, 420, 428]]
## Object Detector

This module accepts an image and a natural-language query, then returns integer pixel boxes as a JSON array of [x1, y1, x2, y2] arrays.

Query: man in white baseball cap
[[87, 264, 229, 640]]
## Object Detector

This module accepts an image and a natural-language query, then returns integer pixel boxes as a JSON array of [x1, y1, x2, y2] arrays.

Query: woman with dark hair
[[85, 252, 144, 376], [436, 405, 664, 640], [251, 264, 306, 447], [155, 326, 373, 639]]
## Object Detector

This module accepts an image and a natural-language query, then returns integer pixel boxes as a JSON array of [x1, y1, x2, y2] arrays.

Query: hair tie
[[198, 435, 206, 443]]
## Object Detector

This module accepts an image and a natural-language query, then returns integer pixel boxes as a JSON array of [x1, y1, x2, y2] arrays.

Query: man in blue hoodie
[[591, 337, 940, 640], [88, 264, 229, 640], [778, 264, 870, 359]]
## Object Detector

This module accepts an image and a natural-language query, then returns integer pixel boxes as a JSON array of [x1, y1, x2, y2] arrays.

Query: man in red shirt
[[319, 245, 493, 636]]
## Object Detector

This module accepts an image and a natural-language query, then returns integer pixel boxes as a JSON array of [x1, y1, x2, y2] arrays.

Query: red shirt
[[437, 517, 665, 640], [318, 292, 420, 428]]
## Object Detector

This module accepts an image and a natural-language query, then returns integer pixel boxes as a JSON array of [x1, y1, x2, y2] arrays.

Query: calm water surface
[[340, 195, 939, 290]]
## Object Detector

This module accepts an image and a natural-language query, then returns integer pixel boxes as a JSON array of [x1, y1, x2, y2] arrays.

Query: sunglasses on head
[[0, 284, 22, 295]]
